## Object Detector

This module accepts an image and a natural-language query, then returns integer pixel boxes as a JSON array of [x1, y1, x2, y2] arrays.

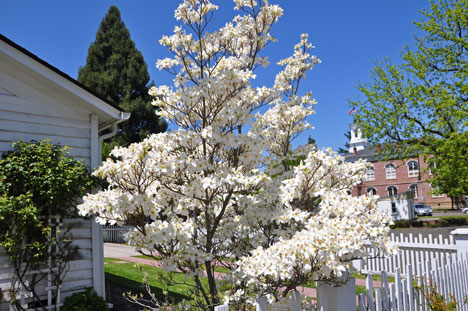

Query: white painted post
[[316, 274, 356, 311], [366, 274, 375, 311], [214, 304, 229, 311], [451, 228, 468, 258], [352, 259, 364, 272], [255, 296, 268, 311], [289, 291, 301, 311]]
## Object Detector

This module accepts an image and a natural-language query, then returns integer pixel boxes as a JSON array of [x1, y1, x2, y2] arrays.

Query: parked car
[[414, 204, 433, 216], [462, 207, 468, 214]]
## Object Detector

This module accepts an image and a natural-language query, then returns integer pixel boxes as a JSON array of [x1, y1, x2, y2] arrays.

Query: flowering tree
[[79, 0, 396, 309]]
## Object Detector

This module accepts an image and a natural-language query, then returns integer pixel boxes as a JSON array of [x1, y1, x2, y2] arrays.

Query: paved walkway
[[104, 243, 384, 298]]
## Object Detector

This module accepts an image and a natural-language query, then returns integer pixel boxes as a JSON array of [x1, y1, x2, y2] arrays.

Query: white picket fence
[[102, 225, 133, 243], [358, 256, 468, 311], [360, 232, 458, 276], [214, 228, 468, 311], [215, 258, 468, 311]]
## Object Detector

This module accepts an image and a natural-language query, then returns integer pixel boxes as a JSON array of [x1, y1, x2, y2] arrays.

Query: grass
[[104, 257, 124, 263], [128, 255, 395, 289], [134, 254, 163, 261], [132, 255, 234, 274], [105, 258, 409, 307], [105, 259, 203, 303], [352, 272, 395, 283]]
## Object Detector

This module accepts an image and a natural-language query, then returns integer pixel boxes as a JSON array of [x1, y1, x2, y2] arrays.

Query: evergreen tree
[[337, 130, 351, 155], [78, 6, 166, 155]]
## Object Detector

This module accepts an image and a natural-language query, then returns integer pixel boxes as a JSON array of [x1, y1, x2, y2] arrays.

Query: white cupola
[[349, 123, 368, 153]]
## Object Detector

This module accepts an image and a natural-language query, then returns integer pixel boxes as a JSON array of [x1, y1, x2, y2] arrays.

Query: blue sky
[[1, 0, 429, 151]]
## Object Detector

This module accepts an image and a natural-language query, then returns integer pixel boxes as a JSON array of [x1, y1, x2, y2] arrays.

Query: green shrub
[[391, 216, 468, 229], [0, 140, 96, 309], [63, 288, 108, 311]]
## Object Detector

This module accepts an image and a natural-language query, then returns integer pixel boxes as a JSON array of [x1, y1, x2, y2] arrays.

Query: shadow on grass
[[391, 216, 468, 229], [105, 272, 191, 304]]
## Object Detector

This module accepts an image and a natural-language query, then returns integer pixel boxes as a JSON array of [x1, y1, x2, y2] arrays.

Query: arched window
[[366, 166, 375, 181], [387, 185, 398, 196], [409, 184, 418, 198], [366, 187, 377, 196], [407, 160, 419, 177], [385, 163, 396, 179]]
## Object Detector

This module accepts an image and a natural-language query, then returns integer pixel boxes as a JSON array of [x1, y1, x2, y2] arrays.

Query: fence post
[[450, 228, 468, 257], [255, 296, 269, 311], [352, 259, 364, 272], [316, 273, 356, 311], [289, 291, 301, 311]]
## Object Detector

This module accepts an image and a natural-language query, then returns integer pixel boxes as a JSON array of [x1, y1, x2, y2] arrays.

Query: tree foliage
[[79, 1, 395, 309], [351, 0, 468, 203], [427, 132, 468, 206], [337, 130, 351, 155], [78, 6, 167, 152]]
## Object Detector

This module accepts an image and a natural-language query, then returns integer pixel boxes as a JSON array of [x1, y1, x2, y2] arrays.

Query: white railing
[[358, 255, 468, 311], [102, 225, 133, 243], [215, 256, 468, 311], [360, 232, 458, 276], [215, 229, 468, 311]]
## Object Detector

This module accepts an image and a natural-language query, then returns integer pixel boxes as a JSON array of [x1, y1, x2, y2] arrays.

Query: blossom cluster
[[78, 0, 396, 305]]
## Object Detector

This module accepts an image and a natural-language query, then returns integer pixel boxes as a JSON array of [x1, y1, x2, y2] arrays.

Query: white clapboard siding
[[0, 76, 92, 166], [0, 109, 90, 129], [0, 131, 90, 150], [0, 97, 89, 121], [0, 62, 91, 117], [0, 142, 90, 159], [0, 119, 90, 139]]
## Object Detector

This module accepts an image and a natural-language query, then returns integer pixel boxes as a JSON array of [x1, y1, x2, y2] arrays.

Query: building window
[[428, 161, 436, 175], [391, 202, 397, 214], [366, 187, 377, 196], [409, 184, 418, 198], [387, 185, 398, 196], [431, 185, 445, 198], [385, 163, 396, 179], [407, 160, 419, 177], [366, 166, 375, 181]]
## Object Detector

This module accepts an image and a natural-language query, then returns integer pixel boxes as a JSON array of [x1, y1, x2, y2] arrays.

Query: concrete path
[[104, 243, 141, 257], [104, 243, 384, 298]]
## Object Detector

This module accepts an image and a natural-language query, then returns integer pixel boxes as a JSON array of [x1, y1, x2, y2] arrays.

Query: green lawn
[[107, 256, 394, 299], [352, 272, 395, 283], [105, 259, 201, 303]]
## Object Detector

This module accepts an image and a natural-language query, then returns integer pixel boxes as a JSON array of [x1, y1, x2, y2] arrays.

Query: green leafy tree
[[351, 0, 468, 206], [78, 6, 167, 155], [428, 132, 468, 208]]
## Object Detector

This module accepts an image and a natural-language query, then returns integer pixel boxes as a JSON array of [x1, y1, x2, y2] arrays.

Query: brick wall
[[351, 156, 452, 209]]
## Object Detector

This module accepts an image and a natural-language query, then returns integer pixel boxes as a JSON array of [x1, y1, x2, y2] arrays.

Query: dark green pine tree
[[78, 6, 166, 156], [337, 130, 351, 155]]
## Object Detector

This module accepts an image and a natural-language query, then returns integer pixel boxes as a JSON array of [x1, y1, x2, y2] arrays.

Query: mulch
[[106, 278, 159, 311]]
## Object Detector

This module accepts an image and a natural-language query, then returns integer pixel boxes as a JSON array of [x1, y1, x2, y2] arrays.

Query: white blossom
[[78, 0, 396, 305]]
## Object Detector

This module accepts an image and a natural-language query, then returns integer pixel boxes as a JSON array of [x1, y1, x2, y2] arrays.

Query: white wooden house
[[0, 34, 130, 309]]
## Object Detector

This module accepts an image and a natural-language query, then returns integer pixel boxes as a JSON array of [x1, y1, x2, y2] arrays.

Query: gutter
[[98, 112, 131, 162]]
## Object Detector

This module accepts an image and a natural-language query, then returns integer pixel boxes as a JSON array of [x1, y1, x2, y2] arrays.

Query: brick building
[[344, 124, 451, 209]]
